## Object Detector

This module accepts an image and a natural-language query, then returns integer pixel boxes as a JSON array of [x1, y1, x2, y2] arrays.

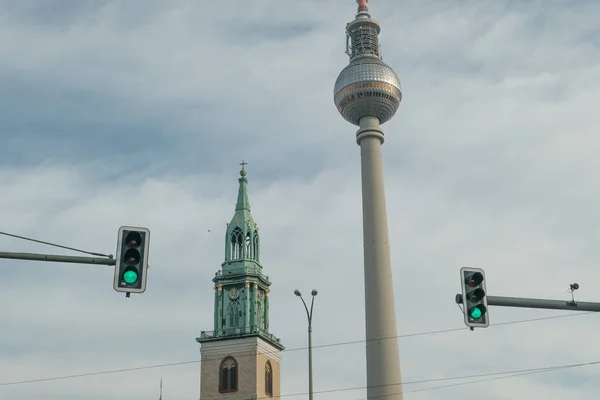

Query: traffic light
[[113, 226, 150, 294], [460, 267, 489, 328]]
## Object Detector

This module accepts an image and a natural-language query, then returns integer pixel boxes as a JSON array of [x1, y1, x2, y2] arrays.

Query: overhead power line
[[0, 360, 600, 400], [0, 360, 200, 388], [0, 311, 594, 389], [354, 360, 600, 400], [202, 311, 594, 362], [192, 358, 600, 400]]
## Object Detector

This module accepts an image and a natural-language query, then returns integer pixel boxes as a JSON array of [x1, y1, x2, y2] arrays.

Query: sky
[[1, 0, 600, 399]]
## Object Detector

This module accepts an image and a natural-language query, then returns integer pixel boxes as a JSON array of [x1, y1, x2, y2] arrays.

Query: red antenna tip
[[357, 0, 368, 12]]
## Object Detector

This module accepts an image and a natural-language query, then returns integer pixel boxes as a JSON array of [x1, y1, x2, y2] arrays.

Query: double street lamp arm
[[295, 289, 317, 400], [295, 290, 316, 327]]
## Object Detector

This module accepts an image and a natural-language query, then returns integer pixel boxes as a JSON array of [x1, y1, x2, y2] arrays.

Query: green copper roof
[[223, 164, 261, 267], [198, 162, 282, 349], [235, 169, 251, 212]]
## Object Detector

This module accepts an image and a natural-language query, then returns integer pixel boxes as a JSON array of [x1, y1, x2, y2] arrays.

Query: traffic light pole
[[1, 226, 149, 298], [0, 251, 115, 265], [455, 294, 600, 312], [0, 251, 139, 296]]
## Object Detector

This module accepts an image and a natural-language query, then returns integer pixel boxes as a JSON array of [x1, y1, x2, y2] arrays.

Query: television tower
[[333, 1, 404, 399]]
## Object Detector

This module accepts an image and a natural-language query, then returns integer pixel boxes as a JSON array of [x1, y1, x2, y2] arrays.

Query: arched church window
[[228, 300, 240, 327], [219, 357, 238, 393], [230, 228, 243, 259], [253, 231, 259, 262], [265, 360, 273, 396], [245, 231, 251, 258]]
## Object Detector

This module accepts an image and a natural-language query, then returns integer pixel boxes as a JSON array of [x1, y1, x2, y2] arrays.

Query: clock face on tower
[[228, 287, 240, 300]]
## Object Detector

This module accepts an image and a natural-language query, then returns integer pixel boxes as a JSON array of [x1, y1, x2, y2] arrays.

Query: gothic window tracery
[[228, 300, 240, 328], [219, 357, 238, 393], [230, 228, 243, 259]]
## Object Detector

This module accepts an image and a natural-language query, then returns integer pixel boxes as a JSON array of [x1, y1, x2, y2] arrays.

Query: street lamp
[[294, 289, 317, 400]]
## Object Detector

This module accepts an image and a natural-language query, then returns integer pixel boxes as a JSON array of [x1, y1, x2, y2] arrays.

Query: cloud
[[1, 0, 600, 399]]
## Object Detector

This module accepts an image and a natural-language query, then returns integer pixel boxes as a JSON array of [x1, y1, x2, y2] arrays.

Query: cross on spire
[[240, 160, 247, 170]]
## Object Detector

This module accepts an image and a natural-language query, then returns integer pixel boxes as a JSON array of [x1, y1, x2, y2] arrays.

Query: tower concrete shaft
[[334, 1, 403, 397], [357, 116, 403, 400]]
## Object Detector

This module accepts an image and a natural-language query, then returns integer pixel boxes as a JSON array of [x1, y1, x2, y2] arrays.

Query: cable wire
[[0, 230, 112, 258], [311, 364, 566, 396], [355, 363, 591, 400], [200, 359, 600, 400], [208, 310, 594, 362], [2, 357, 595, 398], [0, 360, 199, 387], [0, 311, 594, 388]]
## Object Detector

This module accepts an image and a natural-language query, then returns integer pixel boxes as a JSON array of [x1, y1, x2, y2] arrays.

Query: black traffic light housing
[[460, 267, 489, 328], [113, 226, 150, 295]]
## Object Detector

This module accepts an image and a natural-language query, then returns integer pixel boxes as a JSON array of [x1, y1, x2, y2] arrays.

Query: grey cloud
[[2, 0, 600, 399], [225, 22, 318, 43], [0, 0, 110, 28], [2, 161, 600, 399]]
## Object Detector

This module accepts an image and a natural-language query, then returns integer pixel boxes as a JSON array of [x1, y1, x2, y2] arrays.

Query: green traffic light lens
[[469, 305, 486, 320], [123, 269, 139, 284]]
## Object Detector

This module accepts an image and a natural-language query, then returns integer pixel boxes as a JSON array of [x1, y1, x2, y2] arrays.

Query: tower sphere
[[334, 57, 402, 126]]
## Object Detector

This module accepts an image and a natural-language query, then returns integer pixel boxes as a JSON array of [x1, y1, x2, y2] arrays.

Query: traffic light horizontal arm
[[455, 293, 600, 312], [0, 251, 116, 266]]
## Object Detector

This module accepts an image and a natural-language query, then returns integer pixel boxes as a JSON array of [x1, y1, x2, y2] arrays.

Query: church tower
[[197, 163, 285, 400]]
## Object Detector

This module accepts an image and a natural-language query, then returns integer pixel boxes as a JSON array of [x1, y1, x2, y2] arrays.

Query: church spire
[[223, 161, 259, 265], [235, 160, 251, 212], [196, 162, 284, 400], [197, 162, 283, 344]]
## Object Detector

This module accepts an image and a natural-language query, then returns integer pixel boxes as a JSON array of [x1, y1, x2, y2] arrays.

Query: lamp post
[[294, 289, 317, 400]]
